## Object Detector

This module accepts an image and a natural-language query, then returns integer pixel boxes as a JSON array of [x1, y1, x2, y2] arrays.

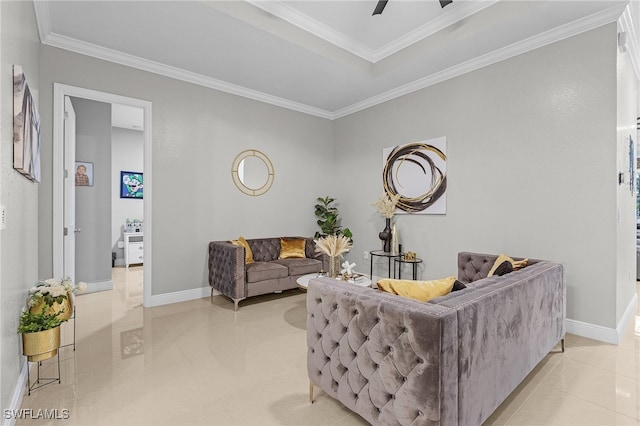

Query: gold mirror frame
[[231, 149, 274, 196]]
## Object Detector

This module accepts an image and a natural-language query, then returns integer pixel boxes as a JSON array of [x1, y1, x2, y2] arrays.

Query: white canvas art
[[13, 65, 41, 182], [382, 137, 447, 215]]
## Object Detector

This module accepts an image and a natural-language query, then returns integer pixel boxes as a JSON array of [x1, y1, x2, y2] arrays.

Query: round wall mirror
[[231, 149, 274, 196]]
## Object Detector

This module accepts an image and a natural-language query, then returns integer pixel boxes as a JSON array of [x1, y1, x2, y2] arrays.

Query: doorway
[[53, 83, 153, 307]]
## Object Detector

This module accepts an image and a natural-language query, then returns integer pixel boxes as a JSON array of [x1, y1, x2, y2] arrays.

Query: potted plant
[[18, 278, 86, 362], [18, 310, 63, 362], [314, 196, 353, 240], [28, 278, 86, 321]]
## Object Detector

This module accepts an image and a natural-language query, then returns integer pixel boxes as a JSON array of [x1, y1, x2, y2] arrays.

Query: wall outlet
[[363, 251, 370, 260], [0, 205, 6, 230]]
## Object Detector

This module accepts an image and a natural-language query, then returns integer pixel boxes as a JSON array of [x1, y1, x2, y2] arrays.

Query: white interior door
[[63, 96, 76, 282]]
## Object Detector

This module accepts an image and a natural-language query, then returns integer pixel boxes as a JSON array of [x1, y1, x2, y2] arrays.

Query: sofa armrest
[[208, 241, 246, 300], [304, 237, 329, 271], [306, 278, 459, 425]]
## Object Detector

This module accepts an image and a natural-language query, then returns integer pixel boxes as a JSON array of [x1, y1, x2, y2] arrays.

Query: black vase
[[378, 218, 392, 252]]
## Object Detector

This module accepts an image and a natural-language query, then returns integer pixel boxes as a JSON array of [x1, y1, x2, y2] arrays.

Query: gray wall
[[0, 0, 40, 413], [37, 46, 335, 296], [34, 22, 635, 330], [71, 97, 112, 284], [111, 127, 144, 263], [334, 23, 624, 330]]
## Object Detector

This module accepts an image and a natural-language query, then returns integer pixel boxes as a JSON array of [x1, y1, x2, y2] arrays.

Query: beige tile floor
[[17, 269, 640, 425]]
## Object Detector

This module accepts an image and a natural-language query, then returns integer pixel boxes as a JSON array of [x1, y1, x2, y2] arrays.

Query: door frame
[[53, 83, 153, 307]]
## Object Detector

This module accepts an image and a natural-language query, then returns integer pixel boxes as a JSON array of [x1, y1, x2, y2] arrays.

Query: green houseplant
[[18, 310, 63, 362], [18, 277, 85, 362], [314, 196, 352, 240]]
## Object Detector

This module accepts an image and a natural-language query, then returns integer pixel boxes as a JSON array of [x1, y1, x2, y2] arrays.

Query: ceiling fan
[[373, 0, 452, 16]]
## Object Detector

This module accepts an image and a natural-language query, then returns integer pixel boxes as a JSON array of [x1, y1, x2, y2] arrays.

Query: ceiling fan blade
[[439, 0, 453, 8], [372, 0, 388, 15]]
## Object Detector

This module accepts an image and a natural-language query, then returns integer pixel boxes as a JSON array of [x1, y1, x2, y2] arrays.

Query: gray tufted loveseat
[[208, 237, 327, 310], [306, 251, 565, 425]]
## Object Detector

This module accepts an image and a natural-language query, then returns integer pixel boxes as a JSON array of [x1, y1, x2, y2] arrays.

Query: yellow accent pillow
[[488, 254, 529, 276], [279, 238, 306, 259], [230, 236, 254, 264], [377, 276, 456, 302]]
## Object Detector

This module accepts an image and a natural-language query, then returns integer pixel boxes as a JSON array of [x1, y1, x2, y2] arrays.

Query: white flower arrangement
[[28, 278, 87, 308], [372, 193, 401, 219]]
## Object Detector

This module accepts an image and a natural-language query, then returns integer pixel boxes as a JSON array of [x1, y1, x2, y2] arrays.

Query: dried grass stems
[[372, 193, 401, 218], [314, 234, 352, 257]]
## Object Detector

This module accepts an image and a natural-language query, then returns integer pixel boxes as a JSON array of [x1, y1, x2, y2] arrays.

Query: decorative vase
[[329, 256, 340, 278], [30, 292, 73, 321], [378, 218, 392, 252], [22, 326, 61, 362]]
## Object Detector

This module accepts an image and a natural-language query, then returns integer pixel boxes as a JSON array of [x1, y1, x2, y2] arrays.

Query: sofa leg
[[561, 338, 565, 353], [309, 381, 314, 403], [233, 298, 245, 311]]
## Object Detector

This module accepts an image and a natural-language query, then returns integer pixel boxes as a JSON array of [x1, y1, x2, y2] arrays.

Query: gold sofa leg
[[309, 381, 314, 403]]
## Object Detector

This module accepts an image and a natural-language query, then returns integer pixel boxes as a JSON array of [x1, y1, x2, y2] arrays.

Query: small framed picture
[[120, 171, 143, 199], [75, 161, 93, 187]]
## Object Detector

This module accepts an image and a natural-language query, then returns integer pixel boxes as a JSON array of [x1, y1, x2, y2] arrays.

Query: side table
[[369, 250, 401, 280], [394, 257, 423, 280]]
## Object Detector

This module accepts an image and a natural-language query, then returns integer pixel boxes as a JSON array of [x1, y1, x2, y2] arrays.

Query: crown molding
[[41, 32, 335, 120], [371, 0, 499, 62], [247, 0, 375, 61], [333, 2, 626, 119], [619, 5, 640, 79], [32, 0, 51, 44], [248, 0, 499, 63], [36, 2, 626, 121]]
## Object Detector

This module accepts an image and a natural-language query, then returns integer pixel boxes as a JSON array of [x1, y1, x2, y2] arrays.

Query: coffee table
[[296, 273, 372, 290]]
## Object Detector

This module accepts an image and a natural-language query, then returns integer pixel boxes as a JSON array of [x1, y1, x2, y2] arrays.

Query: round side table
[[369, 250, 401, 280], [394, 257, 423, 280]]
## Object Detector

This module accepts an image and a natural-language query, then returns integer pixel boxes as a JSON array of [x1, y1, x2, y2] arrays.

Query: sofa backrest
[[457, 251, 542, 283], [246, 237, 316, 262], [441, 260, 565, 425]]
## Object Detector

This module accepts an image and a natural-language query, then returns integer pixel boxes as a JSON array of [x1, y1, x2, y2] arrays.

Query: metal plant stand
[[26, 354, 60, 395]]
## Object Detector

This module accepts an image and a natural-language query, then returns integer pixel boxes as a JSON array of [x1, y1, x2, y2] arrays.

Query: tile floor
[[16, 269, 640, 425]]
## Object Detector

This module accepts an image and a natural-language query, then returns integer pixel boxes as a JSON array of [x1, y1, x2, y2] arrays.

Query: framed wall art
[[13, 65, 41, 182], [75, 161, 94, 187], [120, 171, 143, 199], [382, 136, 447, 215]]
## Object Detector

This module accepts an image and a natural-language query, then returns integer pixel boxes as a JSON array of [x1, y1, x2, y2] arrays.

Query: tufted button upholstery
[[305, 277, 457, 426]]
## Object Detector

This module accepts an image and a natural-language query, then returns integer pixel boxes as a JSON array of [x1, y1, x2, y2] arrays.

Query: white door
[[63, 96, 76, 283]]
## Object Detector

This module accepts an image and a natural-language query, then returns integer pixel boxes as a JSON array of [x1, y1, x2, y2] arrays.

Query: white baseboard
[[84, 279, 113, 294], [150, 286, 210, 307], [565, 292, 638, 345], [3, 361, 28, 426]]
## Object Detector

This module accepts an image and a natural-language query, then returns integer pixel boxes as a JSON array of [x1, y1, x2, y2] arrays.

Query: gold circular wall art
[[231, 149, 274, 196]]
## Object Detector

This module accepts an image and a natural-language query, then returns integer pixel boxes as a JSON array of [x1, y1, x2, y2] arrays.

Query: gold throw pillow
[[488, 254, 529, 276], [279, 238, 306, 259], [377, 276, 456, 302], [230, 236, 254, 264]]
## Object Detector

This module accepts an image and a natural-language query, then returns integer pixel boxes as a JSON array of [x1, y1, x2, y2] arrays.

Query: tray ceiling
[[34, 1, 630, 119]]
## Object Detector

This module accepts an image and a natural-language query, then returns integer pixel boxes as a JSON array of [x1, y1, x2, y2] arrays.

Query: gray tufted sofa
[[306, 251, 565, 425], [208, 237, 327, 310]]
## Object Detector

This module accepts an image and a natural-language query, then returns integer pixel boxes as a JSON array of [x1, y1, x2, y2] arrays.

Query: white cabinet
[[124, 232, 144, 267]]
